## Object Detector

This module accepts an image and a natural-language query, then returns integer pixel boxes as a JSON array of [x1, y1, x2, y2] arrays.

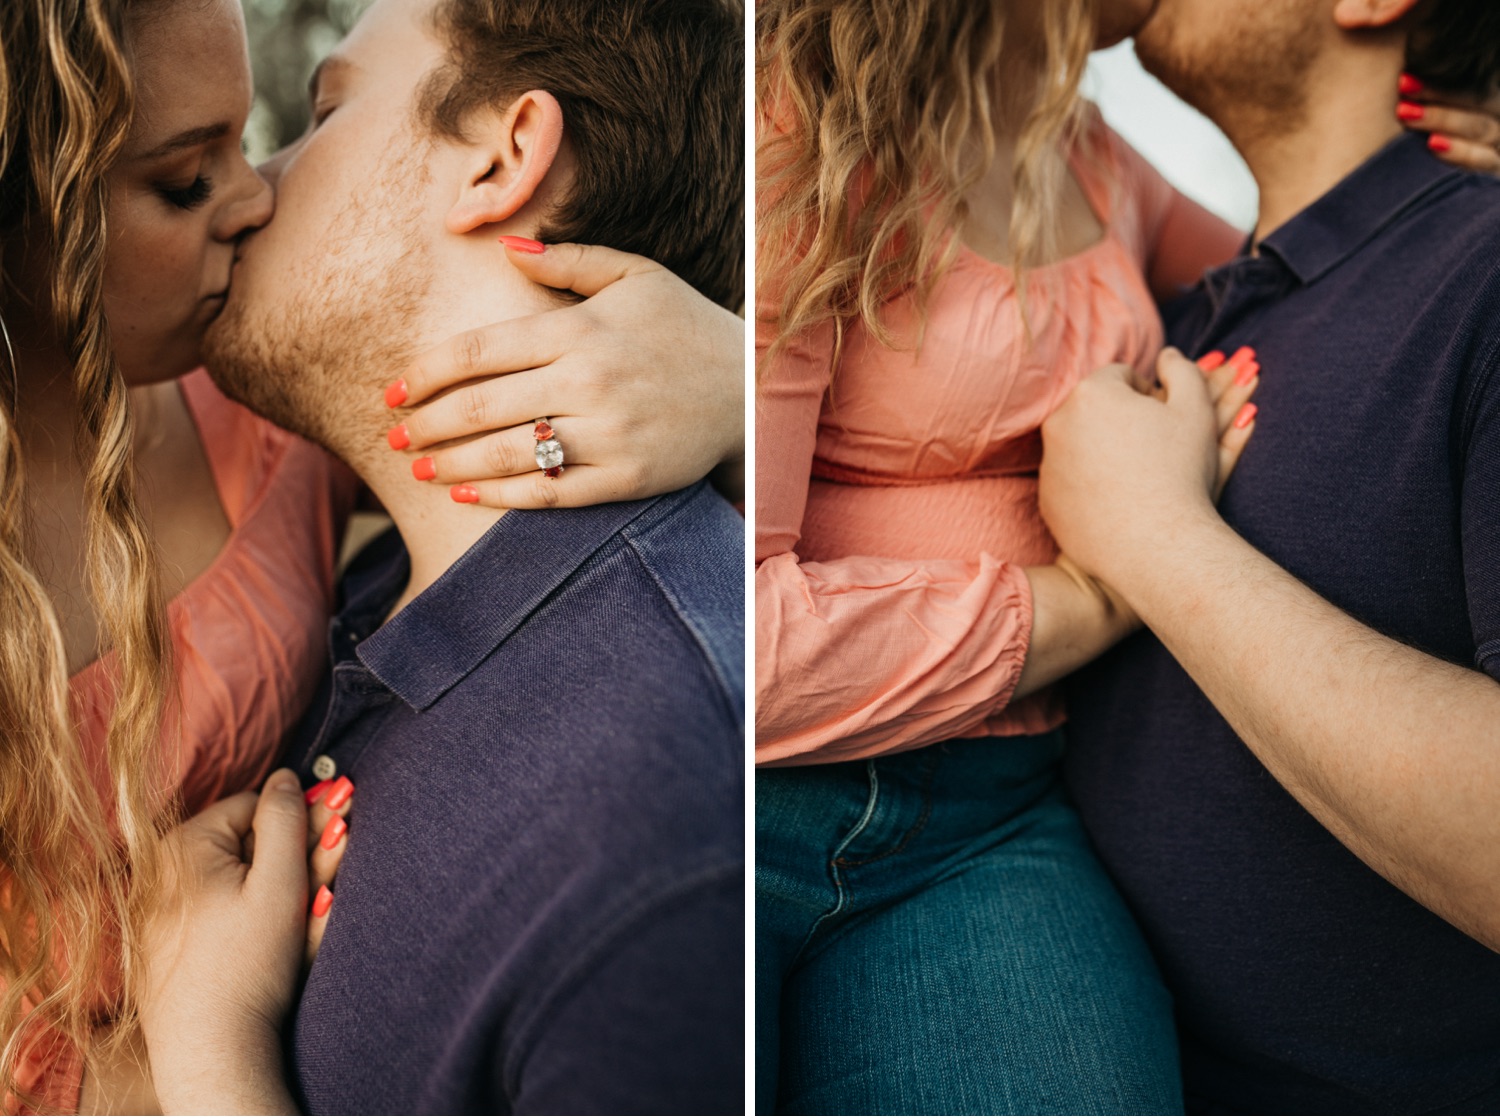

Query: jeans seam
[[833, 751, 939, 868], [795, 760, 880, 959]]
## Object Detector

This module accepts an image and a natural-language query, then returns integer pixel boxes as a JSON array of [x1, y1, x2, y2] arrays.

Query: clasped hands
[[1038, 346, 1260, 629]]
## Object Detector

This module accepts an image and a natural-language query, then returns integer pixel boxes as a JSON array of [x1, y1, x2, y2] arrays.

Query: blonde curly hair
[[0, 0, 174, 1103], [756, 0, 1099, 373]]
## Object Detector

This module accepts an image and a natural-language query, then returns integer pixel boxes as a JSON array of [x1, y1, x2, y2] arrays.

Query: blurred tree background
[[242, 0, 372, 163]]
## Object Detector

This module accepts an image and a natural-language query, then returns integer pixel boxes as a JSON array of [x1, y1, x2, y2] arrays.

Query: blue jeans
[[757, 733, 1182, 1115]]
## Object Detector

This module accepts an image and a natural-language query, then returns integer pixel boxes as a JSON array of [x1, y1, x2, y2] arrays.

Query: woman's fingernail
[[497, 235, 545, 254], [312, 885, 333, 918], [1429, 133, 1452, 153], [304, 779, 332, 805], [1397, 101, 1424, 122], [451, 484, 480, 504], [320, 815, 348, 851], [384, 379, 408, 408], [1399, 72, 1424, 96], [325, 775, 354, 811], [1197, 351, 1226, 372], [1227, 345, 1255, 368], [1232, 360, 1260, 387], [1234, 403, 1259, 429], [413, 456, 437, 481], [387, 424, 410, 451]]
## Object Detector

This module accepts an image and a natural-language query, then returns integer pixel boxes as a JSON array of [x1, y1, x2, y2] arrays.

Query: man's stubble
[[1132, 0, 1323, 148], [204, 134, 434, 469]]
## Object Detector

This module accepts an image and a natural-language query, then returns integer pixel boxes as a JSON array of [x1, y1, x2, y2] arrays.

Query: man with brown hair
[[203, 0, 744, 1111], [1042, 0, 1500, 1111]]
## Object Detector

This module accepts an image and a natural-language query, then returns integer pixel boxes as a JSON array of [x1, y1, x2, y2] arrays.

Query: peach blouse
[[14, 369, 358, 1114], [755, 113, 1242, 766]]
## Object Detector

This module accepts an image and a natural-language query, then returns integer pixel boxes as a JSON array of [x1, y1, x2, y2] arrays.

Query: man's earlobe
[[445, 90, 564, 234], [1331, 0, 1424, 30]]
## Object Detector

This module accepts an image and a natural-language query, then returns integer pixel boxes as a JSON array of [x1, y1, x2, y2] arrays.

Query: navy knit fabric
[[1066, 134, 1500, 1113], [284, 482, 745, 1114]]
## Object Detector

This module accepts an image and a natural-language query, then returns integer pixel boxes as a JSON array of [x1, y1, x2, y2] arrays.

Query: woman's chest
[[815, 247, 1162, 482]]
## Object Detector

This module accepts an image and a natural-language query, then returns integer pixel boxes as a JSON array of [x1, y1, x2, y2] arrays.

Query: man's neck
[[360, 454, 507, 622], [1233, 52, 1405, 244]]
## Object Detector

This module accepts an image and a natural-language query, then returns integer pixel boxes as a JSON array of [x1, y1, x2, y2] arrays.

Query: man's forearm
[[1114, 507, 1500, 951]]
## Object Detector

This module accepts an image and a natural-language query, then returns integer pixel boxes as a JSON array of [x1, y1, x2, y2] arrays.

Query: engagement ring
[[534, 418, 564, 478]]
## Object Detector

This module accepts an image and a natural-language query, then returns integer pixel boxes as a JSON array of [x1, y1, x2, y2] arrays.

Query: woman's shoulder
[[179, 368, 358, 527], [1071, 101, 1191, 265]]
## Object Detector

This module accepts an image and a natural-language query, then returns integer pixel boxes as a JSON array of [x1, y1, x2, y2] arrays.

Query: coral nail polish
[[451, 484, 480, 504], [1233, 360, 1260, 387], [413, 457, 437, 481], [312, 885, 333, 918], [325, 775, 354, 811], [497, 235, 545, 254], [1429, 133, 1452, 153], [1197, 351, 1226, 372], [387, 424, 410, 451], [1233, 403, 1259, 429], [320, 815, 347, 851], [384, 379, 408, 408], [1227, 345, 1255, 368], [304, 779, 332, 806], [1397, 101, 1424, 122], [1399, 72, 1424, 96]]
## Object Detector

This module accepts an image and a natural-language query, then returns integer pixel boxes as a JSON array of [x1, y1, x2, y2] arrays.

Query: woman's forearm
[[1013, 560, 1138, 699]]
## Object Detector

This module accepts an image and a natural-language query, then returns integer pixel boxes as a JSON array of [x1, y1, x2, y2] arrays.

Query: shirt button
[[311, 755, 337, 781]]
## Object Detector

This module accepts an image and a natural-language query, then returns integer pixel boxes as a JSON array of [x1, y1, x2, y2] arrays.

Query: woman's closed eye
[[157, 174, 214, 211]]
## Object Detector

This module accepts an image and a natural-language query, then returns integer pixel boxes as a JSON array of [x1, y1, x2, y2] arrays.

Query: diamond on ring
[[533, 418, 564, 478]]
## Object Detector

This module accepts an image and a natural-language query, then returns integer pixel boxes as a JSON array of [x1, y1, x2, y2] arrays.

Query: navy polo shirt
[[283, 482, 745, 1115], [1066, 134, 1500, 1113]]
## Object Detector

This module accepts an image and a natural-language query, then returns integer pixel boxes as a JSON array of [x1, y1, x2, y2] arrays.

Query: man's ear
[[1332, 0, 1423, 31], [445, 90, 564, 234]]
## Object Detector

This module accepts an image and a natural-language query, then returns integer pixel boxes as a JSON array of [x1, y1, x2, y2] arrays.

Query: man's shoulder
[[1399, 169, 1500, 282], [447, 481, 743, 796], [616, 483, 745, 716]]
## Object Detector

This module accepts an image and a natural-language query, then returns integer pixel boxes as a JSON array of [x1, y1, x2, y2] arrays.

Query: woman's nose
[[214, 160, 275, 242]]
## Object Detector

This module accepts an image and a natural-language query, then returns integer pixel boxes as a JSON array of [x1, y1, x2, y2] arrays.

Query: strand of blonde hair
[[756, 0, 1098, 376], [0, 0, 175, 1103]]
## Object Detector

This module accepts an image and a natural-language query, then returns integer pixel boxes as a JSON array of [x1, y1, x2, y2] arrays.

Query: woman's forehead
[[125, 0, 252, 152]]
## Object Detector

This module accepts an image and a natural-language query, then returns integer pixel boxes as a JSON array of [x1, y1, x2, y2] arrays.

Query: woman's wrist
[[1015, 559, 1139, 698]]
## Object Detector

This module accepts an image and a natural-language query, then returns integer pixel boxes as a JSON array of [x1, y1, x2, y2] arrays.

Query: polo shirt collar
[[343, 493, 670, 711], [1255, 132, 1463, 287]]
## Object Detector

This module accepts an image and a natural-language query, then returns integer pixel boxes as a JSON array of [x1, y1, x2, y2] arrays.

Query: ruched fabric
[[755, 111, 1242, 765]]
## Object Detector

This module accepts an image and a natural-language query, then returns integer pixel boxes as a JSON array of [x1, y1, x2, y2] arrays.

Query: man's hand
[[1038, 347, 1256, 589]]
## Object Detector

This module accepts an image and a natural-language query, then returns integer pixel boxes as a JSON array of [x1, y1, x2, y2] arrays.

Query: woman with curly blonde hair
[[0, 0, 745, 1111], [753, 0, 1256, 1111]]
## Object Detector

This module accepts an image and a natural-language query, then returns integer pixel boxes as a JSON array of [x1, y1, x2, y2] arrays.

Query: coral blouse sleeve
[[754, 324, 1036, 767]]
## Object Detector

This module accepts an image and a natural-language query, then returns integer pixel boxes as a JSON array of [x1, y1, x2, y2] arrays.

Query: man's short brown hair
[[420, 0, 743, 310], [1406, 0, 1500, 97]]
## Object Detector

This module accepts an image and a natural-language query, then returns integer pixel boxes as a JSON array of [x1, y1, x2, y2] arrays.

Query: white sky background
[[1084, 40, 1259, 231]]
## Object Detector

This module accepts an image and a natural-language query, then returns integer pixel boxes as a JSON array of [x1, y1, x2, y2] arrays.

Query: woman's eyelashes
[[158, 175, 214, 211]]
